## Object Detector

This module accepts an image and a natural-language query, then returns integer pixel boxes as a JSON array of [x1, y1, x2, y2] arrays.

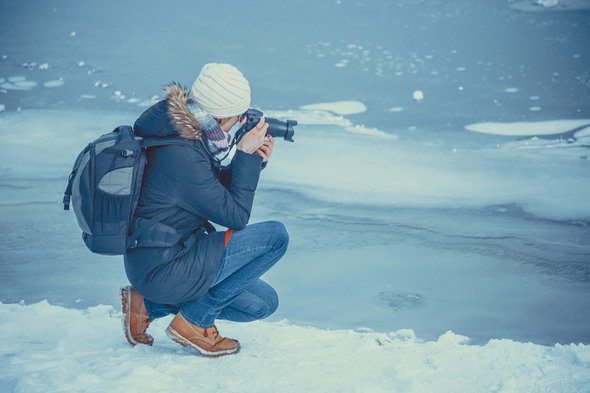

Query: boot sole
[[165, 326, 240, 358], [120, 286, 139, 347]]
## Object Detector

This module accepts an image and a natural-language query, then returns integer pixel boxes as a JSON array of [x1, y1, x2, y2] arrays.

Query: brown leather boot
[[120, 286, 154, 346], [166, 313, 240, 357]]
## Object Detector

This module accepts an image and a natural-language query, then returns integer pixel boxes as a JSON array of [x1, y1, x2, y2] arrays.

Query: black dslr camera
[[234, 109, 297, 143]]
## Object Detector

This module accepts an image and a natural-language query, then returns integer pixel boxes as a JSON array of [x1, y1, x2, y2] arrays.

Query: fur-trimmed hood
[[133, 82, 202, 140], [164, 82, 202, 140]]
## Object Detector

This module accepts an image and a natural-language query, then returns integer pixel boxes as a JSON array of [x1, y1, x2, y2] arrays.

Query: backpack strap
[[125, 136, 200, 250], [142, 137, 197, 149], [126, 208, 176, 249]]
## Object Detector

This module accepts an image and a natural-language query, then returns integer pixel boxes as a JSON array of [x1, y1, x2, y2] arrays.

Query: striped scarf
[[186, 97, 231, 160]]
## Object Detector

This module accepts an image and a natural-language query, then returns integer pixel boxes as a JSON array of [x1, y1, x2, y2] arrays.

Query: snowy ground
[[1, 301, 589, 393]]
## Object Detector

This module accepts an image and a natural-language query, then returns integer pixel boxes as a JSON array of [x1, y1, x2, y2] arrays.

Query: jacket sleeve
[[219, 157, 266, 188], [177, 148, 263, 230]]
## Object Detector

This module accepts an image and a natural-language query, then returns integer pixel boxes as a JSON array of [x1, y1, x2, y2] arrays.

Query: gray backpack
[[63, 125, 193, 255]]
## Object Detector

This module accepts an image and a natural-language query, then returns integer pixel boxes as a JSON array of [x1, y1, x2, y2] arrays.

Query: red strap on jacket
[[224, 229, 233, 249]]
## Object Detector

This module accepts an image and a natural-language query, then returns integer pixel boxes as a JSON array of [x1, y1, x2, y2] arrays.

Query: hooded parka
[[124, 83, 264, 305]]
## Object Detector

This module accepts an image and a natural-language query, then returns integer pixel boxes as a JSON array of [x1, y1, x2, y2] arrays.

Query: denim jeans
[[143, 221, 288, 327]]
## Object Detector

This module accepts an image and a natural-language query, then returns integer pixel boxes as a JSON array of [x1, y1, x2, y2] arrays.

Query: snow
[[465, 119, 590, 136], [510, 0, 590, 11], [1, 301, 589, 393], [1, 76, 37, 90], [43, 79, 65, 88], [412, 90, 424, 101], [538, 0, 560, 7], [300, 100, 367, 115]]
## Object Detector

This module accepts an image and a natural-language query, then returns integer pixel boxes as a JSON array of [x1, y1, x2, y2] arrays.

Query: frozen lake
[[1, 0, 589, 346]]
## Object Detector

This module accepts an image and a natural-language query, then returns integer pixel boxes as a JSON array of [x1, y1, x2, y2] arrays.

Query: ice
[[94, 81, 109, 88], [8, 76, 26, 82], [300, 100, 367, 115], [574, 126, 590, 138], [2, 76, 37, 90], [505, 87, 519, 93], [38, 63, 49, 70], [388, 106, 404, 112], [0, 301, 588, 392], [510, 0, 590, 11], [538, 0, 560, 7], [43, 79, 64, 88], [269, 108, 394, 140], [465, 119, 590, 136], [0, 104, 4, 112]]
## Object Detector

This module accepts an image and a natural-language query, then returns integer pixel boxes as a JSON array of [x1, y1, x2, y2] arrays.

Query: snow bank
[[1, 301, 589, 393], [465, 119, 590, 136]]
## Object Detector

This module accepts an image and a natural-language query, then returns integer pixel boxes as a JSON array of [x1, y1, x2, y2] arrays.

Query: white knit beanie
[[190, 63, 251, 119]]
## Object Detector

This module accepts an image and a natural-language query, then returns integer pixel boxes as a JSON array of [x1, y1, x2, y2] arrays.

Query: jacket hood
[[133, 82, 202, 140]]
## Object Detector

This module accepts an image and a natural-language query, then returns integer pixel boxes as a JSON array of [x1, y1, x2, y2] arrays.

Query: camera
[[235, 109, 297, 142]]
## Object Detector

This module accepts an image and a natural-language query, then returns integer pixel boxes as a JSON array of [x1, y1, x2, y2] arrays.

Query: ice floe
[[1, 76, 38, 90], [300, 100, 367, 115], [510, 0, 590, 11], [465, 119, 590, 136], [43, 79, 65, 88]]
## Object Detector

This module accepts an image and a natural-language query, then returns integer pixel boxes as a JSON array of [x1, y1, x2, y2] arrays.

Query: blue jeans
[[143, 221, 288, 327]]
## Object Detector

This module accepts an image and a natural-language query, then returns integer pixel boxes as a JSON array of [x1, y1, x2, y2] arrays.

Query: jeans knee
[[266, 288, 279, 317], [267, 221, 289, 252], [248, 286, 279, 320]]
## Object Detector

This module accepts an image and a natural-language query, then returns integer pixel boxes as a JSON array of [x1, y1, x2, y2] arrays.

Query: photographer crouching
[[121, 63, 293, 357]]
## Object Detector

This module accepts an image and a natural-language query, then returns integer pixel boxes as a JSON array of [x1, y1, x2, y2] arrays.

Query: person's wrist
[[237, 145, 256, 154]]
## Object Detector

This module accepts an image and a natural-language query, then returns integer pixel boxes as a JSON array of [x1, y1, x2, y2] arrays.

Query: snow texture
[[1, 301, 589, 393]]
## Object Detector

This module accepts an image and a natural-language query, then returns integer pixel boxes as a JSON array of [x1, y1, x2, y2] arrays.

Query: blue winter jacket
[[124, 83, 263, 305]]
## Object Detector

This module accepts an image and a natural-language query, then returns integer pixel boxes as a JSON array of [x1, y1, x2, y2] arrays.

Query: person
[[120, 63, 289, 357]]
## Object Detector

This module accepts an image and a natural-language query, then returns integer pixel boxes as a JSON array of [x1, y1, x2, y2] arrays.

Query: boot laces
[[204, 326, 219, 339]]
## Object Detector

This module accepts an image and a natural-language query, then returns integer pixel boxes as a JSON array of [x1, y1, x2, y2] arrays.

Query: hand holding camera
[[237, 117, 269, 154]]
